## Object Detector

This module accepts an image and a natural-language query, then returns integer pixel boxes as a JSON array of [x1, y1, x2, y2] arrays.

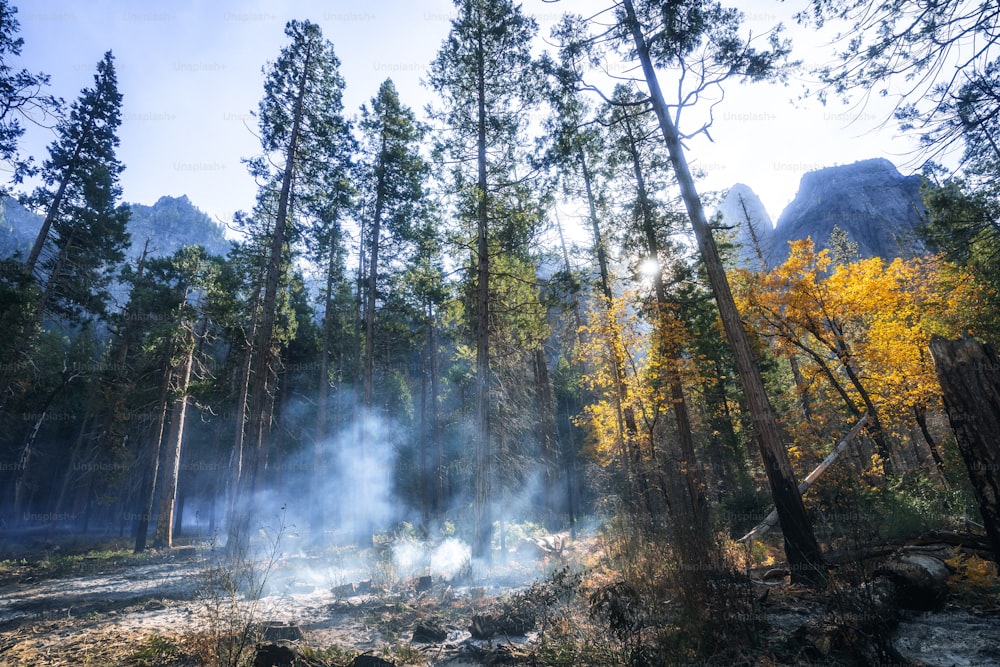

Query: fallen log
[[823, 530, 995, 566], [740, 414, 869, 543]]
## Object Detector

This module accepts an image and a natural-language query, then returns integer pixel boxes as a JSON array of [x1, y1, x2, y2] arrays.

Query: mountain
[[0, 196, 43, 260], [718, 158, 928, 269], [716, 183, 775, 270], [0, 194, 231, 263], [771, 158, 926, 263], [126, 195, 230, 259]]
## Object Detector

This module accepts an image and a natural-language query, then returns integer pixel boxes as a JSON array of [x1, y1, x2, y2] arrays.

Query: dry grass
[[0, 626, 197, 667]]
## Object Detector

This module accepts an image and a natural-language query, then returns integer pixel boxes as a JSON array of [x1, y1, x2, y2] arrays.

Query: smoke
[[319, 411, 401, 540], [194, 392, 578, 593], [392, 537, 471, 580], [226, 406, 405, 547]]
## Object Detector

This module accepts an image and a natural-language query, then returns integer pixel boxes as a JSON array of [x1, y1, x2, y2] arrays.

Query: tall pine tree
[[229, 20, 352, 551], [357, 78, 427, 412], [428, 0, 542, 559], [0, 51, 129, 410]]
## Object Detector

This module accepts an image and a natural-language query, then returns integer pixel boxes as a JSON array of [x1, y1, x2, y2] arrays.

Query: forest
[[1, 0, 1000, 665]]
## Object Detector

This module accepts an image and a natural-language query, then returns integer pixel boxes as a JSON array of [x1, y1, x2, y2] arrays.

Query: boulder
[[875, 553, 950, 611]]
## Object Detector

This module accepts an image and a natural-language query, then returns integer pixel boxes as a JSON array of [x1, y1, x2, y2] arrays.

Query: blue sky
[[11, 0, 925, 234]]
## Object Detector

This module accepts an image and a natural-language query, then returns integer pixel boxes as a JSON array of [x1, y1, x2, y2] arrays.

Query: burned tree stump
[[253, 643, 296, 667], [930, 334, 1000, 563], [351, 656, 395, 667], [259, 621, 304, 642], [412, 617, 449, 643]]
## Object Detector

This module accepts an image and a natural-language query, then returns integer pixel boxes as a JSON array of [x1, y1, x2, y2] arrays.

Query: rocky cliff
[[718, 158, 928, 269]]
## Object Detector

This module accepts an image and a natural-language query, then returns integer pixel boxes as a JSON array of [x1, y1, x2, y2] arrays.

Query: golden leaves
[[735, 238, 978, 450]]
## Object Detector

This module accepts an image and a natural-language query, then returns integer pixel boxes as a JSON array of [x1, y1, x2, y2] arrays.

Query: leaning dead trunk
[[621, 0, 825, 585], [740, 414, 869, 543], [930, 334, 1000, 563]]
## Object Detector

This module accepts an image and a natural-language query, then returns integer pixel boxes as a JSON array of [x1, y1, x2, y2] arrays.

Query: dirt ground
[[1, 531, 999, 666], [0, 532, 580, 666]]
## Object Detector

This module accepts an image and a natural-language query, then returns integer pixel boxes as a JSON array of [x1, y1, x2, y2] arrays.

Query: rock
[[469, 609, 535, 639], [412, 617, 448, 643], [769, 157, 927, 264], [894, 608, 1000, 666], [333, 582, 356, 598], [876, 553, 950, 611]]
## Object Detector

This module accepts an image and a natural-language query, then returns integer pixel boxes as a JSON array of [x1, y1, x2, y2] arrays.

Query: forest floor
[[0, 529, 998, 666]]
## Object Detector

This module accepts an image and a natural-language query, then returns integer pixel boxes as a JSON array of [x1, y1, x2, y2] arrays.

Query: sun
[[639, 257, 660, 277]]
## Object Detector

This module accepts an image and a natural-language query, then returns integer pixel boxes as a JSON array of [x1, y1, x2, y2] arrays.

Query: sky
[[10, 0, 927, 236]]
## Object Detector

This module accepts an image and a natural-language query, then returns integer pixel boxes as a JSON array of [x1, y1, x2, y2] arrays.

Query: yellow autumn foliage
[[733, 238, 981, 455]]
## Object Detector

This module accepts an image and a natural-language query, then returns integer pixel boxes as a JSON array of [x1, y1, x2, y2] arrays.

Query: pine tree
[[357, 78, 427, 412], [0, 51, 129, 410], [428, 0, 542, 560], [230, 20, 352, 551]]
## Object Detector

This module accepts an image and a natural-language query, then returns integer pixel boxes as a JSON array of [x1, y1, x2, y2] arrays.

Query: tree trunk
[[581, 151, 645, 513], [914, 403, 948, 482], [364, 137, 387, 409], [153, 330, 195, 548], [621, 0, 825, 585], [472, 20, 493, 561], [533, 347, 561, 527], [833, 335, 894, 476], [133, 365, 172, 553], [428, 300, 445, 517], [13, 370, 77, 524], [930, 334, 1000, 563], [55, 411, 92, 520], [227, 283, 261, 543], [620, 106, 708, 532], [312, 242, 337, 540], [229, 50, 311, 553]]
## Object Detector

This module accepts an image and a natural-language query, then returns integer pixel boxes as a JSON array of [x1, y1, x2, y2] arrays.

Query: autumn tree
[[733, 238, 975, 478], [602, 85, 709, 534], [921, 180, 1000, 343]]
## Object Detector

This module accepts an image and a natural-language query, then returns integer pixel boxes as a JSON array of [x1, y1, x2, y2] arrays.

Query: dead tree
[[930, 334, 1000, 563]]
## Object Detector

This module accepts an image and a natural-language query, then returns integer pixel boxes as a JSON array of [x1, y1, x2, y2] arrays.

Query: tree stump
[[930, 334, 1000, 563]]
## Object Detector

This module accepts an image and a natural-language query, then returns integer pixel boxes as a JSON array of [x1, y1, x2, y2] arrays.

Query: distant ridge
[[0, 194, 231, 263]]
